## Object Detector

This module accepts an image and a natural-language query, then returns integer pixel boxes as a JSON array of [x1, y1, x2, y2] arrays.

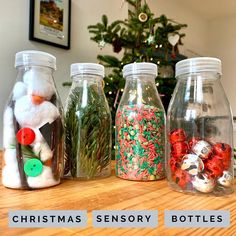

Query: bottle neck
[[16, 65, 55, 83], [120, 74, 163, 108], [124, 74, 156, 87], [71, 74, 103, 88], [177, 72, 221, 81]]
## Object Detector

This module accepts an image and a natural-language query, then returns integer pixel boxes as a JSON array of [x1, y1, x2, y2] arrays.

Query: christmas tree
[[87, 0, 187, 114]]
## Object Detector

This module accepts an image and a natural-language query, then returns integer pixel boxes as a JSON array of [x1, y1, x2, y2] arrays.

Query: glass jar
[[167, 57, 234, 195], [115, 62, 166, 181], [64, 63, 112, 179], [2, 50, 64, 189]]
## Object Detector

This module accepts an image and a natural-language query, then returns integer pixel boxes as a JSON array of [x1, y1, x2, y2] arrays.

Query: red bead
[[172, 169, 191, 189], [169, 157, 180, 173], [169, 129, 186, 144], [214, 155, 231, 170], [213, 143, 231, 159], [188, 137, 200, 149], [204, 156, 224, 178], [171, 141, 188, 159], [16, 127, 35, 145]]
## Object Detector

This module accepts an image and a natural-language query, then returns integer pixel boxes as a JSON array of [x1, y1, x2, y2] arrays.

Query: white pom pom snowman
[[3, 66, 61, 189]]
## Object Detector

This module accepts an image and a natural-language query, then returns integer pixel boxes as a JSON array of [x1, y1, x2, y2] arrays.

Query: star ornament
[[147, 35, 155, 45], [98, 39, 106, 49]]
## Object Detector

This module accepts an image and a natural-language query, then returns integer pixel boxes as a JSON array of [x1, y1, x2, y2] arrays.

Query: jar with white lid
[[115, 62, 166, 181], [2, 50, 64, 189], [64, 63, 112, 179], [167, 57, 234, 195]]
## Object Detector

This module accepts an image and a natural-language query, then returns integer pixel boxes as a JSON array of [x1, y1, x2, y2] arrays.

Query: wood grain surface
[[0, 152, 236, 236]]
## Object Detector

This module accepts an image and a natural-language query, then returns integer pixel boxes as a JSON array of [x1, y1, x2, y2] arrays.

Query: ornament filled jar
[[115, 62, 166, 181], [167, 57, 234, 195], [2, 50, 64, 189], [64, 63, 112, 179]]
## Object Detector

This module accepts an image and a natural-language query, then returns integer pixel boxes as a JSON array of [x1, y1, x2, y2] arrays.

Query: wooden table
[[1, 154, 236, 236]]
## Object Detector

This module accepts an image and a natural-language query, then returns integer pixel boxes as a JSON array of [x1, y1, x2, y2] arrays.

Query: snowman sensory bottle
[[2, 50, 64, 189], [167, 57, 234, 195], [64, 63, 112, 179]]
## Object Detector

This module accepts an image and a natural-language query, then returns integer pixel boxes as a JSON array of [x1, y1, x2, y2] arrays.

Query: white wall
[[148, 0, 210, 57], [207, 14, 236, 115], [0, 0, 209, 147]]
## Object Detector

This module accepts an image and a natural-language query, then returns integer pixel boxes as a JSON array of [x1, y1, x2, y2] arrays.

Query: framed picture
[[29, 0, 71, 49]]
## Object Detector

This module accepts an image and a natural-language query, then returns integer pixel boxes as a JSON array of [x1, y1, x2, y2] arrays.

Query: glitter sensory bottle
[[167, 57, 234, 195], [115, 62, 166, 181], [2, 50, 64, 189], [64, 63, 112, 179]]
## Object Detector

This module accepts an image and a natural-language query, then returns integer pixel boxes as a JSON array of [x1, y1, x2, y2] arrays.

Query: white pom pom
[[27, 166, 59, 188], [4, 149, 18, 167], [12, 81, 27, 100], [14, 95, 59, 128], [3, 107, 16, 148], [33, 141, 53, 162], [2, 166, 22, 188], [4, 106, 14, 126], [23, 69, 55, 100], [2, 149, 21, 188]]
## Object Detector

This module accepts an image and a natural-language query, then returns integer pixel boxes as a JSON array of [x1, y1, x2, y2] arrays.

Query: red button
[[16, 127, 35, 145]]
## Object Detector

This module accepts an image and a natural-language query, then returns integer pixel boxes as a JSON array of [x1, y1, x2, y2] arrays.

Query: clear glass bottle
[[64, 63, 112, 179], [115, 62, 166, 181], [2, 50, 64, 189], [167, 57, 234, 195]]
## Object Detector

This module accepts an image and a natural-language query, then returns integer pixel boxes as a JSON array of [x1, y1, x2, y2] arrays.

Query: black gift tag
[[39, 117, 63, 149]]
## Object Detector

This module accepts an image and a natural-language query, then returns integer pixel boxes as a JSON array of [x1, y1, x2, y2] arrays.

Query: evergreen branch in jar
[[65, 85, 111, 178], [78, 85, 111, 178], [64, 87, 81, 177]]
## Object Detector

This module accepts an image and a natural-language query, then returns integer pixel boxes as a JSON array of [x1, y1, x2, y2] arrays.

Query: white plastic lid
[[70, 63, 105, 78], [15, 50, 56, 70], [176, 57, 222, 77], [123, 62, 157, 78]]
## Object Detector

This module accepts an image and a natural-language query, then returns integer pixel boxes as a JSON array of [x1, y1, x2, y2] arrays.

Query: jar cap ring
[[176, 57, 222, 77], [123, 62, 158, 78], [15, 50, 56, 70], [70, 63, 104, 78]]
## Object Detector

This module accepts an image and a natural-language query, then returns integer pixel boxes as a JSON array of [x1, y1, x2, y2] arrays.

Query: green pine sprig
[[64, 85, 111, 178]]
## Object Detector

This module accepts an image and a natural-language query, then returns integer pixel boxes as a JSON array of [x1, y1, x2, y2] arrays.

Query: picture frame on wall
[[29, 0, 71, 49]]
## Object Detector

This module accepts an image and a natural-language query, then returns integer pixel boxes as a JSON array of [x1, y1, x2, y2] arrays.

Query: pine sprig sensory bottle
[[64, 63, 112, 179], [167, 57, 234, 195], [115, 62, 166, 181], [2, 50, 64, 189]]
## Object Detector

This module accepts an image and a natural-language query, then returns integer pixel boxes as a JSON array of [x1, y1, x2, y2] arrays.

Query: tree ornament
[[98, 38, 106, 49], [138, 12, 148, 22], [147, 34, 155, 45], [168, 34, 179, 59], [171, 52, 176, 59], [112, 38, 122, 53], [168, 34, 180, 46]]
